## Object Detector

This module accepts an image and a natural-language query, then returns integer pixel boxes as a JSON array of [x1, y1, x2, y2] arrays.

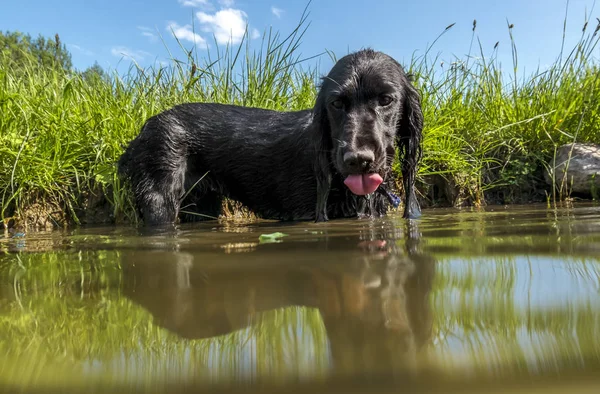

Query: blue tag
[[378, 188, 400, 208], [387, 191, 401, 208]]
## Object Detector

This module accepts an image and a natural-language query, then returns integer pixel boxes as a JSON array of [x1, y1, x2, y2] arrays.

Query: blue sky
[[1, 0, 598, 77]]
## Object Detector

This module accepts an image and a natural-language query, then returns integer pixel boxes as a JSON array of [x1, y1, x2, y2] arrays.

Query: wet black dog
[[118, 49, 424, 225]]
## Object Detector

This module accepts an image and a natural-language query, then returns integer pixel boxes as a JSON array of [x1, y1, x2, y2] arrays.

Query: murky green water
[[1, 204, 600, 393]]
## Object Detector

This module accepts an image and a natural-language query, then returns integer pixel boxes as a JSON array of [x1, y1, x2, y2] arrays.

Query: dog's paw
[[315, 213, 329, 223], [403, 211, 422, 220]]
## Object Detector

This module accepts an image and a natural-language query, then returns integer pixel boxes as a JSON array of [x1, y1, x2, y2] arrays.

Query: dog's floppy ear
[[312, 78, 332, 140], [397, 76, 424, 219], [312, 77, 336, 222]]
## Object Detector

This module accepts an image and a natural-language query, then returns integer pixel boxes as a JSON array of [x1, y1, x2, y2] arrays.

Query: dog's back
[[118, 102, 331, 223]]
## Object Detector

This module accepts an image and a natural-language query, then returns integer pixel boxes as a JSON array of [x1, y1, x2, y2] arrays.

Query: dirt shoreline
[[4, 176, 589, 231]]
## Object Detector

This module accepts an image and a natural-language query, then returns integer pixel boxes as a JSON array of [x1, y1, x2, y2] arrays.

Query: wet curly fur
[[118, 49, 424, 225]]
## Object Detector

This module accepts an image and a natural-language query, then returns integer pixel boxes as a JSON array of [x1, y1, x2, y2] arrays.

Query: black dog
[[118, 48, 424, 225]]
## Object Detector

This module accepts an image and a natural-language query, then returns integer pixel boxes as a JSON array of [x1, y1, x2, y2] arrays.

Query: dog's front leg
[[315, 172, 331, 222]]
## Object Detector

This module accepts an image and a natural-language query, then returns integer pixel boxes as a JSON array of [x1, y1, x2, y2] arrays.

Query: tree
[[0, 30, 73, 71], [81, 61, 110, 83]]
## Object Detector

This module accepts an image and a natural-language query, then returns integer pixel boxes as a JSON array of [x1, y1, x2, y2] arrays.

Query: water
[[1, 203, 600, 393]]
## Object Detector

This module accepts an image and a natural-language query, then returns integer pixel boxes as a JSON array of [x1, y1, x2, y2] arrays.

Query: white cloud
[[110, 46, 151, 62], [271, 6, 283, 18], [197, 8, 256, 44], [137, 26, 157, 42], [178, 0, 209, 7], [166, 22, 207, 46], [219, 0, 235, 6], [251, 28, 260, 39], [68, 44, 95, 57]]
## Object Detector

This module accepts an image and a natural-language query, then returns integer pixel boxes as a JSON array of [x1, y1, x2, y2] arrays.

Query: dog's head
[[314, 49, 423, 198]]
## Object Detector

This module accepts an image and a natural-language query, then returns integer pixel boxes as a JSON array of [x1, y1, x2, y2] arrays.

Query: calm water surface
[[1, 204, 600, 393]]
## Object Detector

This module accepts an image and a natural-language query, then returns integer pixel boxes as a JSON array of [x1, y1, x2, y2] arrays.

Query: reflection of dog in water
[[122, 226, 435, 376]]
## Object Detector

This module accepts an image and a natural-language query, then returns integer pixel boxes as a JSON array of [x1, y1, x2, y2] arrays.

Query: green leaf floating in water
[[258, 232, 289, 244]]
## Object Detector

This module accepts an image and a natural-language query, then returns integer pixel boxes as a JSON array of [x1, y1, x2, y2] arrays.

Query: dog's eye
[[378, 95, 394, 106], [330, 99, 344, 109]]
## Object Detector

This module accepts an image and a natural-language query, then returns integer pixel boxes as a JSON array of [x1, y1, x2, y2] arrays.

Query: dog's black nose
[[343, 150, 375, 172]]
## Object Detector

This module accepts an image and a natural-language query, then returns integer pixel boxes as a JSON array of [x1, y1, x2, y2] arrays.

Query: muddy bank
[[3, 173, 580, 231], [7, 142, 600, 231]]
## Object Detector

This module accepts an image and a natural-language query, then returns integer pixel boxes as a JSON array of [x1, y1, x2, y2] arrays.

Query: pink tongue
[[344, 173, 383, 195]]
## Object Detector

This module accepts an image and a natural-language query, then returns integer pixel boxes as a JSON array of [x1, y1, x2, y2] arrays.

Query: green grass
[[411, 17, 600, 206], [1, 8, 600, 228]]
